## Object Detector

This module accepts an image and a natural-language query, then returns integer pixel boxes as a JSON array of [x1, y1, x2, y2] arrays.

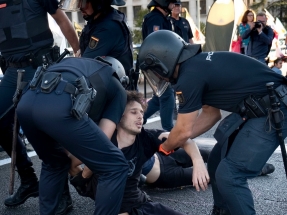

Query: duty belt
[[8, 60, 32, 68], [239, 84, 287, 119]]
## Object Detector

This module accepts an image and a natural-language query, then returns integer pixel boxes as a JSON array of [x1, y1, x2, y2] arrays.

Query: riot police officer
[[60, 0, 136, 90], [142, 0, 177, 131], [138, 30, 287, 215], [0, 0, 79, 211], [16, 57, 129, 215]]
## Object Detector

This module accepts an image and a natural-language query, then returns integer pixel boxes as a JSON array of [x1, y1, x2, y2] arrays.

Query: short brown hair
[[126, 91, 148, 112]]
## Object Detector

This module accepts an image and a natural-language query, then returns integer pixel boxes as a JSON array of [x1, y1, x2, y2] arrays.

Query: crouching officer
[[16, 57, 129, 215], [60, 0, 136, 90], [138, 30, 287, 215]]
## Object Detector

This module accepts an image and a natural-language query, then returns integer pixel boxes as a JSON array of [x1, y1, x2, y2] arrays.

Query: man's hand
[[257, 23, 263, 34], [192, 158, 210, 191]]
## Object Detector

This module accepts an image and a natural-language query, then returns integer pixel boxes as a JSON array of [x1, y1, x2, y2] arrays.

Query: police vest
[[46, 57, 120, 123], [0, 0, 53, 55], [79, 9, 133, 76]]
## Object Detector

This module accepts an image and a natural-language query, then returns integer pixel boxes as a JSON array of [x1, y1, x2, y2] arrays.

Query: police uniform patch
[[176, 91, 185, 104], [89, 36, 99, 49], [153, 25, 160, 31]]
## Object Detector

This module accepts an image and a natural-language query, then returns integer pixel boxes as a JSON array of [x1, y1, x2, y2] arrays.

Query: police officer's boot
[[55, 180, 73, 215], [4, 167, 39, 207], [210, 205, 231, 215]]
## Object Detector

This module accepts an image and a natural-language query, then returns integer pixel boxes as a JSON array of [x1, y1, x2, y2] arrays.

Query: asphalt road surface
[[0, 111, 287, 215]]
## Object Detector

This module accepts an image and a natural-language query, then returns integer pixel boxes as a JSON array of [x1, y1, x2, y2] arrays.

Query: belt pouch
[[244, 95, 266, 118], [41, 72, 62, 93], [275, 85, 287, 107]]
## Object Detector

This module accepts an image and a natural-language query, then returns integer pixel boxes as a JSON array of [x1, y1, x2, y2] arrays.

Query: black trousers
[[130, 201, 185, 215], [151, 147, 211, 188], [17, 89, 129, 215]]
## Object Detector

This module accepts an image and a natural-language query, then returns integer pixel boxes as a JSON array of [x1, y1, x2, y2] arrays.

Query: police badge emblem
[[153, 25, 160, 31], [89, 36, 99, 49]]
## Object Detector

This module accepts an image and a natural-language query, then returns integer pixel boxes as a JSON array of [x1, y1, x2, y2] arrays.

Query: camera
[[254, 21, 262, 29]]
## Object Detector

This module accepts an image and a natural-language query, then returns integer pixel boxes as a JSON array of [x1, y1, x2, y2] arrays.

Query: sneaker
[[259, 163, 275, 176], [210, 205, 231, 215]]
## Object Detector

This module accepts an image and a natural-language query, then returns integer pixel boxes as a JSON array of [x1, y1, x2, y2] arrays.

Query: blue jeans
[[144, 85, 175, 131], [208, 104, 287, 215]]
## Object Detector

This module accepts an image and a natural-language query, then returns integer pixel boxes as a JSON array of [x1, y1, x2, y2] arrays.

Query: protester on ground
[[0, 1, 79, 213], [238, 9, 255, 54], [68, 91, 209, 215], [138, 30, 287, 215], [242, 11, 274, 64]]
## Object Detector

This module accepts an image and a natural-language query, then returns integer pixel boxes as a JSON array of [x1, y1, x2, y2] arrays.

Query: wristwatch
[[159, 144, 174, 155]]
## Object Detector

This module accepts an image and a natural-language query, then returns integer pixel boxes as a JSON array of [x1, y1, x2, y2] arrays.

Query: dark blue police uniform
[[16, 57, 129, 215], [172, 51, 287, 215], [80, 7, 133, 78], [0, 0, 58, 206], [169, 16, 193, 43], [142, 8, 175, 131]]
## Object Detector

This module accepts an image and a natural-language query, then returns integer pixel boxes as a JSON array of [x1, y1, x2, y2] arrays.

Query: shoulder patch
[[176, 91, 185, 104], [153, 25, 160, 31], [89, 36, 99, 49]]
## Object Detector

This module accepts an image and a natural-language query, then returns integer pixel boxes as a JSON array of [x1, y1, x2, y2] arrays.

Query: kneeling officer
[[16, 57, 129, 215]]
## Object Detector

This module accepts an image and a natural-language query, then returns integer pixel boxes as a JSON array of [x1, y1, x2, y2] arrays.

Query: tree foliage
[[250, 0, 287, 27], [132, 9, 149, 44]]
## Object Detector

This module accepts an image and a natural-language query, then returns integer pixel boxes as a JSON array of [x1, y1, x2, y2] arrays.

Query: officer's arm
[[51, 9, 80, 54], [162, 105, 221, 152]]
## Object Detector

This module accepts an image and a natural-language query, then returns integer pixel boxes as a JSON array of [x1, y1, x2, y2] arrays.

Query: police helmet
[[59, 0, 125, 12], [139, 30, 201, 96], [96, 56, 129, 88], [147, 0, 178, 10]]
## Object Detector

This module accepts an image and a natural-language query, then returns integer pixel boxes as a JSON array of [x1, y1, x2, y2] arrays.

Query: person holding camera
[[242, 11, 274, 64]]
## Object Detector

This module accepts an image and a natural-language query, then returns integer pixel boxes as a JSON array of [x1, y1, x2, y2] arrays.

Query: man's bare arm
[[51, 9, 79, 54]]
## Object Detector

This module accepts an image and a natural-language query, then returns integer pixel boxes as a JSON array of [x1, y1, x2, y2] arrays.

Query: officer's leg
[[143, 95, 160, 123], [18, 91, 129, 215], [52, 118, 128, 215], [17, 113, 71, 214], [0, 66, 39, 207], [215, 106, 287, 215], [159, 86, 175, 131]]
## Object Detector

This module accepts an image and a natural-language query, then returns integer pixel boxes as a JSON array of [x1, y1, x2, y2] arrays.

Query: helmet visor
[[59, 0, 87, 12], [142, 69, 170, 97]]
